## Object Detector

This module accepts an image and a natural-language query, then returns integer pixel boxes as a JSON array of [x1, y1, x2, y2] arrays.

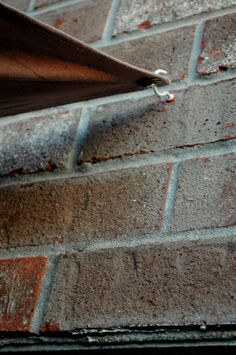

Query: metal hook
[[152, 69, 175, 102], [155, 69, 168, 75]]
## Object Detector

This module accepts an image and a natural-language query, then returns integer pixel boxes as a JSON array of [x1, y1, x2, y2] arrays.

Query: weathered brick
[[36, 0, 112, 43], [43, 239, 236, 329], [34, 0, 58, 9], [103, 26, 195, 82], [0, 108, 81, 177], [0, 257, 48, 331], [0, 181, 74, 248], [2, 0, 30, 11], [114, 0, 236, 36], [198, 14, 236, 75], [172, 154, 236, 232], [0, 164, 169, 248], [79, 79, 236, 164]]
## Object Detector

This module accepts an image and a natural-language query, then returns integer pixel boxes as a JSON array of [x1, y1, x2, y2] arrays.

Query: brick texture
[[36, 0, 112, 43], [0, 108, 81, 177], [79, 79, 236, 164], [114, 0, 236, 36], [2, 0, 30, 11], [34, 0, 58, 9], [1, 0, 236, 340], [43, 239, 236, 329], [172, 154, 236, 232], [0, 164, 170, 248], [0, 257, 48, 331], [198, 14, 236, 75], [103, 26, 195, 82], [0, 181, 74, 249]]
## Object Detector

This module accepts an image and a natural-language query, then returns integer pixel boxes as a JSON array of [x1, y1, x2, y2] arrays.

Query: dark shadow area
[[2, 346, 236, 354]]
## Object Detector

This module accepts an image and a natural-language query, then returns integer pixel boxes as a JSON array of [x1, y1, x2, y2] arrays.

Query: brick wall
[[1, 0, 236, 351]]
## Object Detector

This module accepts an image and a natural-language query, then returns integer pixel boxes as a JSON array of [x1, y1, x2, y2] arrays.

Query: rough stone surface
[[0, 164, 169, 248], [2, 0, 30, 11], [79, 79, 236, 164], [172, 154, 236, 232], [114, 0, 236, 36], [0, 181, 74, 248], [0, 108, 81, 177], [43, 239, 236, 329], [34, 0, 59, 9], [36, 0, 112, 43], [103, 26, 195, 81], [1, 0, 236, 337], [0, 257, 48, 331], [198, 14, 236, 75]]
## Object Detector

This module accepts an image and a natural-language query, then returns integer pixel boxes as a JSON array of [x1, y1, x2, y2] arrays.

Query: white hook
[[152, 69, 175, 102], [151, 83, 175, 101], [155, 69, 168, 75]]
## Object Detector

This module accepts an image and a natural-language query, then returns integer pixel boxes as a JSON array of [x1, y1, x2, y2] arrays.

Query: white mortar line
[[30, 255, 58, 334], [92, 5, 236, 49], [0, 226, 235, 259], [187, 21, 205, 81], [27, 0, 37, 12], [1, 139, 236, 189], [28, 0, 85, 16], [66, 107, 92, 171], [161, 163, 182, 233], [102, 0, 121, 42], [26, 0, 236, 45], [76, 227, 236, 253]]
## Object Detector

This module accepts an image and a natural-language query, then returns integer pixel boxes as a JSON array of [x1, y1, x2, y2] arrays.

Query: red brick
[[114, 0, 236, 36], [172, 154, 236, 232], [0, 181, 74, 248], [79, 79, 236, 164], [0, 164, 169, 248], [198, 14, 236, 75], [36, 0, 112, 43], [103, 26, 195, 82], [0, 257, 48, 331], [43, 239, 236, 329]]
